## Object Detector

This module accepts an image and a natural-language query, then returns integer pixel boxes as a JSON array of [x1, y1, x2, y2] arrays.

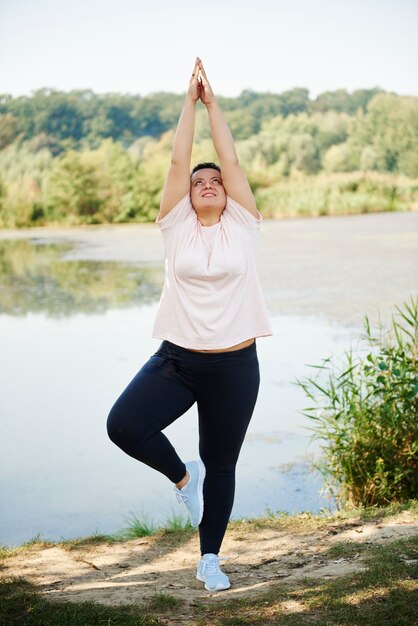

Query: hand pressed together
[[187, 57, 216, 106], [188, 57, 202, 102], [197, 59, 216, 106]]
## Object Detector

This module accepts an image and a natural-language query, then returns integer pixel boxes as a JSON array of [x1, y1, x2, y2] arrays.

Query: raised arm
[[157, 58, 201, 220], [198, 60, 258, 217]]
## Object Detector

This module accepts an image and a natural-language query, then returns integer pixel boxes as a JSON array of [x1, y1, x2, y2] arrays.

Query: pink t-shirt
[[152, 194, 273, 350]]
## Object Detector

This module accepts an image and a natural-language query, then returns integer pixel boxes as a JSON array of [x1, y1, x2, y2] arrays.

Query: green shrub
[[295, 296, 418, 507], [254, 172, 417, 218]]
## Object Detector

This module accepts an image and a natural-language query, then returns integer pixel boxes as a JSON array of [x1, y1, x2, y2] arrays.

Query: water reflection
[[0, 239, 163, 316]]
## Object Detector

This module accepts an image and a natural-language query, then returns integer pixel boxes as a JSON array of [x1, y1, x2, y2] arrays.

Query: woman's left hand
[[198, 60, 216, 106]]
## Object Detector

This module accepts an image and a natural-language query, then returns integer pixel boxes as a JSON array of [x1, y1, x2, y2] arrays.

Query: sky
[[0, 0, 417, 99]]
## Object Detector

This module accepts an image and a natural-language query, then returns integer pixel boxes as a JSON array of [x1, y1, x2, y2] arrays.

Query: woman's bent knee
[[106, 398, 151, 452], [106, 404, 122, 445], [106, 400, 133, 448]]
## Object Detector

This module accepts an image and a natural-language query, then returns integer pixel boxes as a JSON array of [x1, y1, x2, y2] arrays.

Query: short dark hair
[[191, 162, 221, 176]]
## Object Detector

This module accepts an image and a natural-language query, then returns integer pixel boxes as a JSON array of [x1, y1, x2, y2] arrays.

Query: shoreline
[[0, 205, 417, 238], [1, 501, 416, 553]]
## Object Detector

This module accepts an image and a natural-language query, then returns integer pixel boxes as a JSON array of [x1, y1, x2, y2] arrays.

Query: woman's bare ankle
[[175, 471, 189, 490]]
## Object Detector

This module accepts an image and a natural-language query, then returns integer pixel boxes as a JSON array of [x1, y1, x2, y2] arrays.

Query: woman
[[107, 58, 273, 592]]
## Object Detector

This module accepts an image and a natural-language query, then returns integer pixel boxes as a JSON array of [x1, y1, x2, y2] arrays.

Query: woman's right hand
[[198, 59, 216, 106], [187, 57, 201, 103]]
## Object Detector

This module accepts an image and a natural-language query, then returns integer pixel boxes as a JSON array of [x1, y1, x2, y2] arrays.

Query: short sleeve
[[225, 196, 263, 228], [155, 194, 193, 230]]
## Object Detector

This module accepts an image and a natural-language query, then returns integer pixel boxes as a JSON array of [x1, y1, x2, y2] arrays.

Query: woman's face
[[190, 168, 226, 213]]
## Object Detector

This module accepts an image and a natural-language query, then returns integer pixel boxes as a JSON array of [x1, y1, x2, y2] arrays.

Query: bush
[[295, 296, 418, 508], [254, 172, 417, 218]]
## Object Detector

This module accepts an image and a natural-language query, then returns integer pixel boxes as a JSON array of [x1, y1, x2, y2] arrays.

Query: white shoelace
[[175, 490, 188, 504], [203, 557, 222, 576], [203, 555, 229, 576]]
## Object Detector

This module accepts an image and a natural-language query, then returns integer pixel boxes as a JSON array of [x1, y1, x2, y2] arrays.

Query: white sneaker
[[196, 553, 231, 591], [173, 459, 205, 527]]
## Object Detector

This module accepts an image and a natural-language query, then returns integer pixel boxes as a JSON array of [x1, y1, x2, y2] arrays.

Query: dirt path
[[2, 510, 416, 616]]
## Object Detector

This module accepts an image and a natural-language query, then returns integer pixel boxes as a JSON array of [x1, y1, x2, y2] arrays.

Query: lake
[[1, 210, 417, 546]]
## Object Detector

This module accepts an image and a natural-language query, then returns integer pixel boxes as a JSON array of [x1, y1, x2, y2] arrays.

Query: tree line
[[0, 87, 417, 227], [0, 87, 383, 150]]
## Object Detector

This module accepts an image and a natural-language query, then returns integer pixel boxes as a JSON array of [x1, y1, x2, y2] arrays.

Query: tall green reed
[[294, 296, 418, 508], [117, 510, 192, 539]]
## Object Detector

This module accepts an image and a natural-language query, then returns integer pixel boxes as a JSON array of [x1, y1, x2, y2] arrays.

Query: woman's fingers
[[195, 57, 202, 76], [197, 59, 215, 104], [187, 58, 202, 101], [190, 58, 199, 83], [199, 61, 212, 93], [199, 60, 209, 82]]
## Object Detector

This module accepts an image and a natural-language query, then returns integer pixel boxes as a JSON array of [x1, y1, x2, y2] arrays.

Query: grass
[[1, 532, 417, 625], [194, 537, 418, 625], [1, 500, 417, 560], [117, 513, 156, 539], [113, 509, 193, 540], [164, 510, 193, 532], [0, 577, 159, 626], [144, 592, 183, 612], [325, 541, 369, 559], [0, 509, 196, 560], [227, 499, 418, 535]]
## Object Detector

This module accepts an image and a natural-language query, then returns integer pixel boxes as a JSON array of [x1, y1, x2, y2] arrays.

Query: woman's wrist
[[185, 92, 198, 106], [204, 98, 217, 109]]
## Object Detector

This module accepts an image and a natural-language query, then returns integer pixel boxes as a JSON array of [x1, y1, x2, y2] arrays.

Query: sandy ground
[[0, 210, 417, 328], [1, 511, 417, 616]]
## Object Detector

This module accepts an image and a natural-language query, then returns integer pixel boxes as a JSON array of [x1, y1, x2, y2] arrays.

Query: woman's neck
[[196, 209, 223, 227]]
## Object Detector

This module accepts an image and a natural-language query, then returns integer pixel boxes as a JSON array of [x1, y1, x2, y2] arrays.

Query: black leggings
[[107, 339, 260, 555]]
